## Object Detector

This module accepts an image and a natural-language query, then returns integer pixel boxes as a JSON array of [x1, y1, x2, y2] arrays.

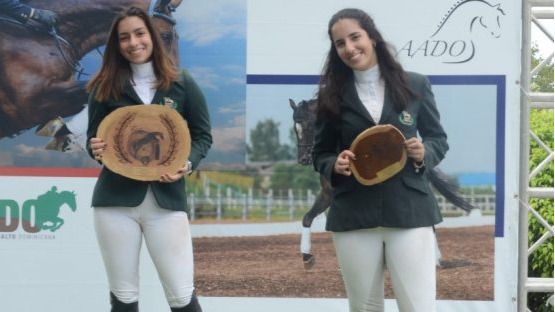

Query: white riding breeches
[[333, 226, 436, 312], [93, 187, 195, 308]]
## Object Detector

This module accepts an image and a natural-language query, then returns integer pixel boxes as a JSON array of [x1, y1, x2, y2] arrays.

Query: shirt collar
[[353, 64, 380, 84], [130, 61, 155, 80]]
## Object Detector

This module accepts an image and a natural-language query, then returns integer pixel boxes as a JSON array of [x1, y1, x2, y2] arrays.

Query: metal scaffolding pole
[[518, 0, 554, 311]]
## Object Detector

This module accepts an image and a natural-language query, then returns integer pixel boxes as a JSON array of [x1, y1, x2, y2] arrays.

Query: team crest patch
[[163, 97, 177, 109], [399, 111, 414, 126]]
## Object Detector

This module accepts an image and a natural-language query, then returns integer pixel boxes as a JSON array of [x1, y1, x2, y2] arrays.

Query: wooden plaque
[[349, 124, 407, 186], [97, 105, 191, 181]]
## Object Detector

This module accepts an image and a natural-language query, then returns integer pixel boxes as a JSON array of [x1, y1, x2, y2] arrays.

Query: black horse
[[289, 98, 474, 269]]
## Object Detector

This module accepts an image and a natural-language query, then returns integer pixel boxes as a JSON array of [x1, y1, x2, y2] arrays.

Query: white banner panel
[[247, 0, 521, 75], [0, 0, 522, 311], [0, 177, 172, 311], [247, 1, 522, 311]]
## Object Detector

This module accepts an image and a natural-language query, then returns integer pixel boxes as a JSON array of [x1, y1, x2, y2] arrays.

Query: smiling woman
[[313, 8, 449, 312], [84, 6, 212, 312]]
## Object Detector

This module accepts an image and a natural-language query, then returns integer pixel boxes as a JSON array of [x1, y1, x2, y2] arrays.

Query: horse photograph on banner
[[0, 0, 151, 139], [34, 0, 183, 153], [0, 0, 246, 168]]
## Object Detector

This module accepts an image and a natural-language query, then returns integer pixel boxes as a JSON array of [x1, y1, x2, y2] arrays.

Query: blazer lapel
[[122, 81, 167, 106], [123, 81, 144, 105], [380, 83, 395, 124], [151, 89, 165, 106], [343, 79, 375, 125]]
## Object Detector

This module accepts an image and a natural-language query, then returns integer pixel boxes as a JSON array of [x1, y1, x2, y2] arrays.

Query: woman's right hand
[[90, 137, 106, 161], [334, 150, 356, 176]]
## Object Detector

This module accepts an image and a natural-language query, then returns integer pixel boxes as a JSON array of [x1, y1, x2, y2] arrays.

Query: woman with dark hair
[[313, 8, 448, 312], [86, 7, 211, 312]]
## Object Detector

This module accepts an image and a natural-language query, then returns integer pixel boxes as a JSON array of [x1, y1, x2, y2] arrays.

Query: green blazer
[[313, 72, 448, 231], [86, 70, 212, 212]]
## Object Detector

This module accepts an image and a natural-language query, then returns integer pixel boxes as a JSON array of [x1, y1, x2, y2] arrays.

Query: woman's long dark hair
[[86, 7, 177, 102], [318, 8, 415, 119]]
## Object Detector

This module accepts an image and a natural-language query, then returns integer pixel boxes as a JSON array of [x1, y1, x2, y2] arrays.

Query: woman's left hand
[[404, 137, 425, 163], [159, 163, 189, 183]]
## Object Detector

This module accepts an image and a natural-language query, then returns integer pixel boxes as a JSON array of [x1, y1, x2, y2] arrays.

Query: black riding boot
[[170, 294, 202, 312], [110, 292, 138, 312]]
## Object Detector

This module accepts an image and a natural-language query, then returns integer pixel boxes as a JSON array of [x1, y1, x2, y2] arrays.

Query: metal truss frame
[[519, 0, 554, 311]]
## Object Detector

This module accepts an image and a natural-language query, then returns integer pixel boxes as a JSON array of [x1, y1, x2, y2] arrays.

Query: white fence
[[187, 188, 495, 221]]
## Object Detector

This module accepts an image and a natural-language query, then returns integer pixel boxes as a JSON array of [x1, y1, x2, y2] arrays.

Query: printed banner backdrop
[[247, 0, 520, 311], [0, 0, 521, 311], [0, 0, 246, 169], [0, 177, 181, 311]]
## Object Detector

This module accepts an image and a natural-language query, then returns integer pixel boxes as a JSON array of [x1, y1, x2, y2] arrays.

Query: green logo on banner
[[0, 186, 77, 233]]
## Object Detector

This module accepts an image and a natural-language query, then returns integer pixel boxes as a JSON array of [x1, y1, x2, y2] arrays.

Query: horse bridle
[[50, 28, 92, 79], [0, 5, 177, 81], [294, 117, 316, 155], [47, 6, 177, 78], [153, 4, 177, 25], [152, 5, 178, 47], [0, 14, 92, 80]]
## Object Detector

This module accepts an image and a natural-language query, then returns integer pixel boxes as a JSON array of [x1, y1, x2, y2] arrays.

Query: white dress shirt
[[130, 61, 157, 104], [354, 65, 385, 124]]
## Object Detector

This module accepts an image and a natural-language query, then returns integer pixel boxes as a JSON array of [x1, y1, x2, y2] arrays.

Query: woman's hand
[[334, 150, 356, 176], [90, 137, 106, 161], [405, 137, 425, 163], [159, 163, 190, 183]]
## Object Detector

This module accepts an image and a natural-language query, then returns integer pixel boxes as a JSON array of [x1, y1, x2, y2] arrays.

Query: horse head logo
[[432, 0, 505, 38], [128, 131, 165, 165], [33, 186, 77, 232], [398, 0, 506, 64], [474, 3, 505, 38]]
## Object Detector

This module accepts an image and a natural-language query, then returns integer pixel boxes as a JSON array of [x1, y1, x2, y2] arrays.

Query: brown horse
[[152, 0, 182, 66], [0, 0, 182, 151], [39, 0, 184, 152], [0, 0, 163, 139]]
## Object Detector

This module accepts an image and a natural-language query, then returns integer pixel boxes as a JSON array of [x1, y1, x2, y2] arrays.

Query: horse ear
[[169, 0, 183, 9], [289, 99, 297, 110], [154, 0, 171, 12]]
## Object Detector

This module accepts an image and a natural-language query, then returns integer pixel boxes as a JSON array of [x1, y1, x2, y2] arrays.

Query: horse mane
[[300, 99, 318, 120], [432, 0, 501, 37]]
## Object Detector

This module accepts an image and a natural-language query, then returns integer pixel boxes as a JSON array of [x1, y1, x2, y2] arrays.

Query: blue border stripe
[[428, 75, 504, 85], [430, 75, 505, 238], [495, 76, 505, 238], [247, 75, 319, 84], [246, 74, 505, 86], [247, 74, 506, 237]]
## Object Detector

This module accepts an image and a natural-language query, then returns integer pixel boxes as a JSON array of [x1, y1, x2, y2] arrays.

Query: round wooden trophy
[[97, 105, 191, 181], [349, 124, 407, 186]]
